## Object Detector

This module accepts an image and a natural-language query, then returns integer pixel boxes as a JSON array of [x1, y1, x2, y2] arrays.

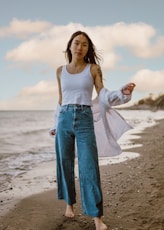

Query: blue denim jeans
[[55, 105, 103, 217]]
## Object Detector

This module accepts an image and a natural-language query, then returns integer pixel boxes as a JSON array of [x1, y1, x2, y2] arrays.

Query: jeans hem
[[58, 197, 76, 205], [83, 211, 104, 217]]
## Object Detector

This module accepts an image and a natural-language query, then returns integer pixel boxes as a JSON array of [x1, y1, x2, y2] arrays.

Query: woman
[[50, 31, 135, 230]]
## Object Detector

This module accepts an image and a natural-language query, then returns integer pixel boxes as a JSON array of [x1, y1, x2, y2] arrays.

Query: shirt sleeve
[[49, 104, 61, 136]]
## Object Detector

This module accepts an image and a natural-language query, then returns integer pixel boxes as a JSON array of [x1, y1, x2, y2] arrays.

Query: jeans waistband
[[61, 104, 91, 109]]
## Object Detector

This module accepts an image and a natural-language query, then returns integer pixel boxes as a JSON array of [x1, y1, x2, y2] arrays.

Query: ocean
[[0, 109, 164, 193]]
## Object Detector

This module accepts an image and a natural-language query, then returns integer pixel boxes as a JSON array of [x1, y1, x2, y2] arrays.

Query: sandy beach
[[0, 119, 163, 230]]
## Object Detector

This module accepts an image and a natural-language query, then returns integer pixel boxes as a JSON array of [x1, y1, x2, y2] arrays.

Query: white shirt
[[50, 87, 132, 157]]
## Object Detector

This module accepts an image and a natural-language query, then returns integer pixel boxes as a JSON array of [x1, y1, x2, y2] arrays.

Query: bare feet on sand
[[65, 204, 75, 218], [65, 205, 107, 229], [94, 217, 108, 230]]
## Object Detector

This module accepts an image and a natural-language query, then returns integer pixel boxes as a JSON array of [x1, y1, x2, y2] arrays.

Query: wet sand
[[0, 119, 164, 230]]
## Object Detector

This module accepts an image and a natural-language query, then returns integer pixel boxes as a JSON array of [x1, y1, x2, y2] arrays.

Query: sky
[[0, 0, 164, 110]]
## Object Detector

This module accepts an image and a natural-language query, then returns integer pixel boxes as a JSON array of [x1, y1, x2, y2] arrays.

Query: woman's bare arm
[[56, 66, 62, 105], [91, 64, 104, 95]]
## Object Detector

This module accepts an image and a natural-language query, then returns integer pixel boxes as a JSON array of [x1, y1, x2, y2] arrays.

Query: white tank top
[[61, 64, 94, 106]]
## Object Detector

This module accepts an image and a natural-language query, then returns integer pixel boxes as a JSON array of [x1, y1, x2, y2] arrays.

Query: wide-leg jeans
[[55, 105, 103, 217]]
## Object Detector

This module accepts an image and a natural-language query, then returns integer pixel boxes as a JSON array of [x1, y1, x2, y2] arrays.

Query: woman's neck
[[69, 59, 86, 67], [67, 60, 87, 74]]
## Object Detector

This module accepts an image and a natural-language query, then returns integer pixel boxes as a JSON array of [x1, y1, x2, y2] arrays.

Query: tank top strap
[[84, 63, 91, 72], [61, 65, 67, 74]]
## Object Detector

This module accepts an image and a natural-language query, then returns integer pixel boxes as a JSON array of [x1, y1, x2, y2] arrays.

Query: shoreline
[[0, 151, 140, 217], [0, 119, 164, 229]]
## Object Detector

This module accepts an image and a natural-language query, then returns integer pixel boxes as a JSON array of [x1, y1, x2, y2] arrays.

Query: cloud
[[0, 80, 58, 110], [19, 80, 57, 96], [1, 69, 163, 110], [5, 22, 84, 68], [1, 20, 164, 110], [130, 69, 164, 92], [4, 21, 164, 71], [0, 18, 53, 39], [90, 22, 164, 58]]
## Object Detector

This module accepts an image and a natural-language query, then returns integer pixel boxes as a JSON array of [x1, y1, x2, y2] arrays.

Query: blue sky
[[0, 0, 164, 110]]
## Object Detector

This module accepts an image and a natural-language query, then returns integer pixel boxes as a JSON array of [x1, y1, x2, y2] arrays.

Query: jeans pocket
[[60, 107, 67, 114]]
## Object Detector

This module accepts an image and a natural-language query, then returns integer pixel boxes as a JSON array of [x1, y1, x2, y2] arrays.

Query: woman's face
[[70, 34, 89, 60]]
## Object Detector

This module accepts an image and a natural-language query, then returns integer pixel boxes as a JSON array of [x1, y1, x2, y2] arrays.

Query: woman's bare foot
[[65, 204, 75, 218], [94, 217, 108, 230]]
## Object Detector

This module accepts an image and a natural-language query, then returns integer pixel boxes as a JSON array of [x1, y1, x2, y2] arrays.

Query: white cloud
[[19, 80, 57, 96], [4, 21, 164, 71], [130, 69, 164, 92], [0, 69, 163, 110], [91, 22, 164, 58], [3, 19, 164, 69], [1, 20, 164, 110], [0, 18, 53, 38], [5, 35, 65, 67], [0, 80, 58, 110]]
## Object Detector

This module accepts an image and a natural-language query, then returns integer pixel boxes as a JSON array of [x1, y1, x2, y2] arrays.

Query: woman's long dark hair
[[65, 31, 101, 64]]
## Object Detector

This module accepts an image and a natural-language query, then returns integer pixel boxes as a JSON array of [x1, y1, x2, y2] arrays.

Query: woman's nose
[[77, 44, 82, 50]]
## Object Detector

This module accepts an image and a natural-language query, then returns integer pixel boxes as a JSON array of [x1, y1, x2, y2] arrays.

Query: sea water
[[0, 109, 164, 192]]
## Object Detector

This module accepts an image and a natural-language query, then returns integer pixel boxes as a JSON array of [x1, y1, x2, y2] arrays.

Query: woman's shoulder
[[56, 66, 63, 80], [90, 63, 101, 76], [56, 65, 63, 72], [90, 63, 101, 71]]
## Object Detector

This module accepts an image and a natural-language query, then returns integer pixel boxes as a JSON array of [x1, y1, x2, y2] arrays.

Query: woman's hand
[[49, 129, 56, 136], [122, 83, 136, 95]]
